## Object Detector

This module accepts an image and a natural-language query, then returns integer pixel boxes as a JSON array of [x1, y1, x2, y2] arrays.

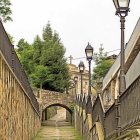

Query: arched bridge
[[41, 90, 75, 111], [34, 89, 75, 121], [35, 90, 74, 113]]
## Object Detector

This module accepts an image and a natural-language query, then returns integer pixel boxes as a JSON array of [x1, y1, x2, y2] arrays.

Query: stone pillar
[[111, 79, 116, 103], [74, 107, 77, 128], [66, 110, 72, 123]]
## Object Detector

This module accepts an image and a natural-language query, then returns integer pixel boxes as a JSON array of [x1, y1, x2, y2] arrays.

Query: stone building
[[68, 62, 89, 95], [67, 55, 97, 96]]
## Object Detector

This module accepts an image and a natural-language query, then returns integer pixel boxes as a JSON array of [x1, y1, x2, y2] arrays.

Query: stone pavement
[[32, 108, 82, 140]]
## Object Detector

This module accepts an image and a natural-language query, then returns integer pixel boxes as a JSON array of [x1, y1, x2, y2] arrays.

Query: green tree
[[0, 0, 12, 22], [43, 22, 53, 41], [93, 47, 107, 64], [16, 39, 34, 75], [93, 59, 115, 80], [40, 24, 70, 92], [92, 47, 115, 85], [17, 38, 30, 53], [30, 65, 48, 88], [33, 35, 43, 64], [16, 22, 70, 93]]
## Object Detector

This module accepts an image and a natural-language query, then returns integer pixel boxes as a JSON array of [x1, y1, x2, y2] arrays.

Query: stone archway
[[35, 89, 75, 123], [42, 103, 73, 124], [44, 103, 73, 114]]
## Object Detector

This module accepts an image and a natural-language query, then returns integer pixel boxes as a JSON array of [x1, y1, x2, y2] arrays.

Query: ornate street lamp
[[74, 76, 78, 95], [113, 0, 130, 17], [85, 43, 93, 96], [78, 61, 85, 95], [113, 0, 130, 95], [113, 0, 130, 137]]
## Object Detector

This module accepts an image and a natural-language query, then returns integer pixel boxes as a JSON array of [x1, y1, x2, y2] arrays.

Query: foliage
[[93, 59, 115, 80], [7, 33, 14, 44], [29, 65, 48, 88], [16, 22, 70, 92], [93, 47, 107, 64], [17, 39, 34, 74], [92, 47, 115, 84], [0, 0, 12, 22], [69, 103, 75, 111]]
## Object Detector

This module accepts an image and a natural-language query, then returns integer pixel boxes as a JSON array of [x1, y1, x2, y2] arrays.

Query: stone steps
[[42, 120, 71, 127]]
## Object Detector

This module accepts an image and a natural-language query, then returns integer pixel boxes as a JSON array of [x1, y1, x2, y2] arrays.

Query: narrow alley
[[33, 108, 82, 140]]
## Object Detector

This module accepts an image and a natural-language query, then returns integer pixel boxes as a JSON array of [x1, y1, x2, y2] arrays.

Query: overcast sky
[[4, 0, 140, 68]]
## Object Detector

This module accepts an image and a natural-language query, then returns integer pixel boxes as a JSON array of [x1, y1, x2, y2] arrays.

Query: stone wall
[[41, 89, 74, 111], [66, 110, 72, 123], [0, 53, 41, 140], [45, 106, 57, 120]]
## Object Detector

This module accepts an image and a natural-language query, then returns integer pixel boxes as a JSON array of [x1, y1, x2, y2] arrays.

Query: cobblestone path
[[32, 108, 82, 140]]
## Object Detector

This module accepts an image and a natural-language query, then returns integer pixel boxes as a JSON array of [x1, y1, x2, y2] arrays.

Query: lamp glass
[[118, 0, 129, 8], [86, 50, 93, 59], [79, 66, 84, 71], [74, 76, 78, 82], [85, 43, 93, 60], [113, 0, 130, 16], [78, 61, 84, 72]]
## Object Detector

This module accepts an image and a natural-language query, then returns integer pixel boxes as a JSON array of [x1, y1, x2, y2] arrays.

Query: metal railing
[[76, 73, 140, 139], [0, 21, 39, 114], [104, 74, 140, 138], [120, 74, 140, 129], [104, 103, 116, 138]]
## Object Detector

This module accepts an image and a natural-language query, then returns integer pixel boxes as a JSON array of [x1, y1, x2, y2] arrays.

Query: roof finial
[[69, 55, 73, 64]]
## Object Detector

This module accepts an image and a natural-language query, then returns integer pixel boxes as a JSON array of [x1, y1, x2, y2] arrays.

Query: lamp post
[[85, 43, 93, 96], [78, 61, 85, 95], [74, 76, 78, 95], [113, 0, 130, 95], [113, 0, 130, 137]]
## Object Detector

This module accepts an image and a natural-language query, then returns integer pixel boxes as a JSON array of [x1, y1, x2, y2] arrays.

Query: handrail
[[104, 103, 116, 138], [119, 74, 140, 129], [104, 75, 140, 138]]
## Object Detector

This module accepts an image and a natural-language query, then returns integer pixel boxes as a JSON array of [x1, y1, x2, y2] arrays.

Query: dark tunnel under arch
[[44, 103, 73, 114]]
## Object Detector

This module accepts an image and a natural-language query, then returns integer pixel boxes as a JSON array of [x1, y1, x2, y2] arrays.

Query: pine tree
[[16, 22, 70, 92], [33, 35, 43, 64], [43, 22, 53, 41]]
